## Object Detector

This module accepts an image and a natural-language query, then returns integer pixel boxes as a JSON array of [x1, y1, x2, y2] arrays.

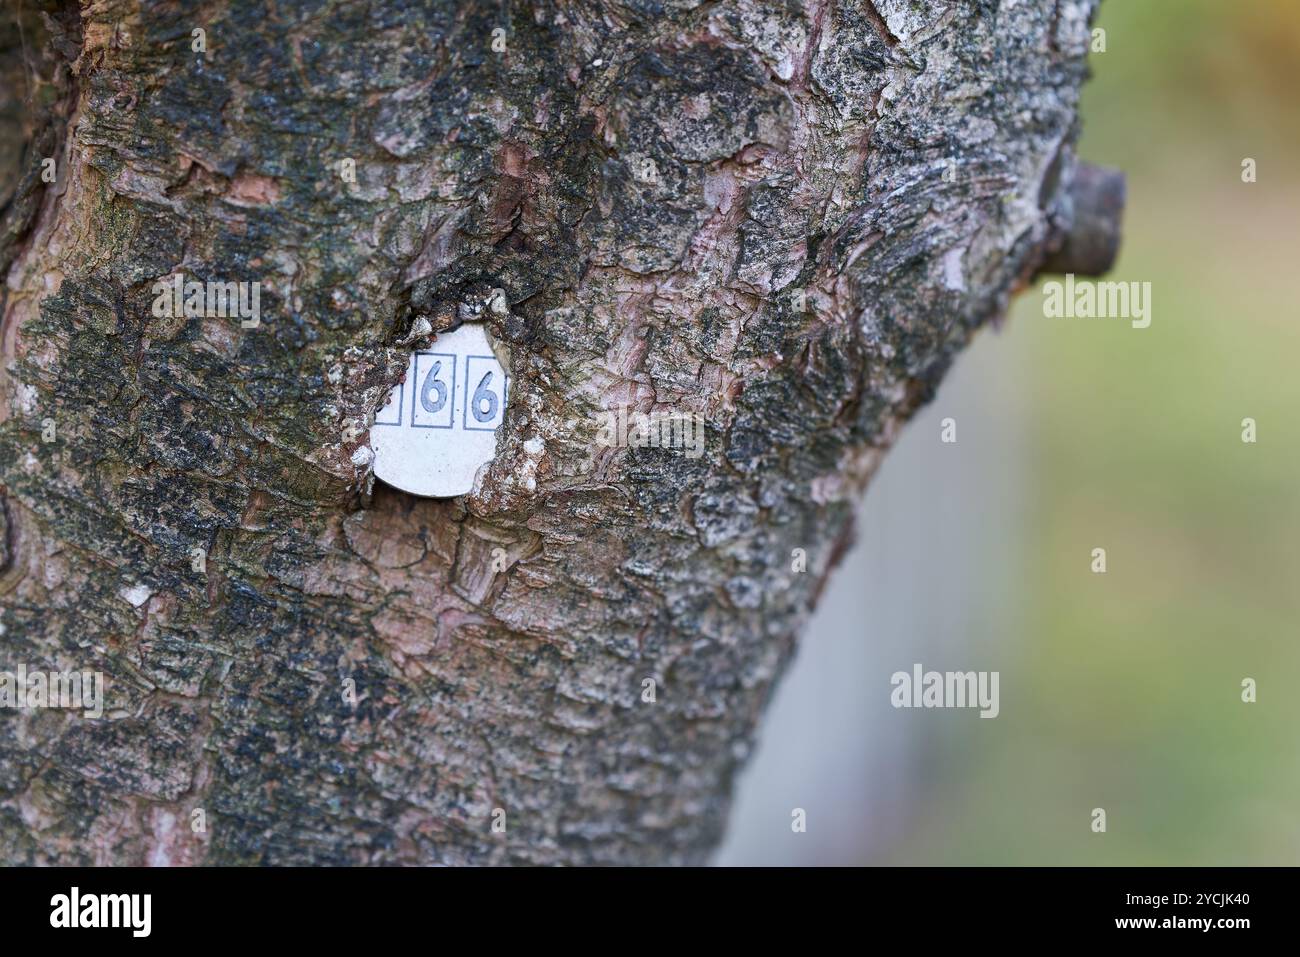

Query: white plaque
[[370, 323, 509, 497]]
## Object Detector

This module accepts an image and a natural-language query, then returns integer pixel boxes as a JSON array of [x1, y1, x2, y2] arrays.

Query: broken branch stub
[[1041, 161, 1127, 277]]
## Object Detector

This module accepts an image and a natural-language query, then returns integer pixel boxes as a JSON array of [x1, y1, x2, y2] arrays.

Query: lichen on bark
[[1, 0, 1100, 864]]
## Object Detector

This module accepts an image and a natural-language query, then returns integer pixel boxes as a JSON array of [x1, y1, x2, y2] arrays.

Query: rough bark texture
[[1, 0, 1100, 865]]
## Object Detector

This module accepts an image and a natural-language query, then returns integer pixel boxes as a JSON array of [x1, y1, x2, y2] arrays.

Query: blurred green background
[[895, 0, 1300, 865], [720, 0, 1300, 865]]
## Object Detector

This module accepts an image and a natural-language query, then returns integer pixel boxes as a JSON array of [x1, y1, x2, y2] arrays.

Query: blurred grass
[[891, 0, 1300, 864]]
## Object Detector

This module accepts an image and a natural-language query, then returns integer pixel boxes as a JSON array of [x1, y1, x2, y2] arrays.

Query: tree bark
[[1, 0, 1104, 865]]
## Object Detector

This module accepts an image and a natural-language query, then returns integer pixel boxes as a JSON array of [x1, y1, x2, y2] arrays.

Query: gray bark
[[1, 0, 1102, 865]]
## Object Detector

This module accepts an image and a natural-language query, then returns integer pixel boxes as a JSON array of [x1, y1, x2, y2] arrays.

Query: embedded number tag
[[370, 323, 509, 497]]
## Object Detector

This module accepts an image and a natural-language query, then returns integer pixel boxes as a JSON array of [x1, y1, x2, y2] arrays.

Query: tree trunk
[[1, 0, 1106, 865]]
